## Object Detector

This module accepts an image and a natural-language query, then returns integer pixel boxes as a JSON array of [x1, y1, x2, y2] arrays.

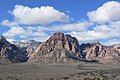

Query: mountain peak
[[0, 35, 28, 63], [0, 35, 6, 41], [53, 32, 64, 35], [28, 32, 81, 63], [0, 35, 9, 44]]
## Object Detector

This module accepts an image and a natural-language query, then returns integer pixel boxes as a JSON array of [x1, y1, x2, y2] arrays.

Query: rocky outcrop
[[28, 32, 120, 64], [99, 44, 120, 64], [80, 42, 120, 64], [84, 42, 106, 61], [1, 32, 120, 64], [99, 47, 120, 64], [28, 32, 81, 63], [0, 35, 28, 63]]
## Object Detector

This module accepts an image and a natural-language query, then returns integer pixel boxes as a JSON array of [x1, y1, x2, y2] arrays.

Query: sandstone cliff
[[28, 32, 120, 64], [28, 32, 81, 63]]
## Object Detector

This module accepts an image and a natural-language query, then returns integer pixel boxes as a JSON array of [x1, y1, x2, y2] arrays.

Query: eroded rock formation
[[28, 32, 81, 63]]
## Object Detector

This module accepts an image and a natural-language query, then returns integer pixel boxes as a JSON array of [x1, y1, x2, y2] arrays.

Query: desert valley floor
[[0, 63, 120, 80]]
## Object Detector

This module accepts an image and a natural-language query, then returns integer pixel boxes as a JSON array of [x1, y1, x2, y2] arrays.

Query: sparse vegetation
[[0, 63, 120, 80]]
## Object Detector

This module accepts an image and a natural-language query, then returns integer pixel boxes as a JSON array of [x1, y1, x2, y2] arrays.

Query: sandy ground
[[0, 62, 120, 80]]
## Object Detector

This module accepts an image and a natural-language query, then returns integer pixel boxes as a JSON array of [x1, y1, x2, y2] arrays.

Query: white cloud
[[1, 1, 120, 46], [34, 21, 93, 32], [11, 5, 69, 25], [68, 31, 103, 43], [2, 20, 120, 45], [68, 21, 120, 44], [94, 21, 120, 38], [3, 27, 26, 39], [87, 1, 120, 24], [20, 26, 49, 41], [2, 21, 92, 42], [1, 20, 18, 27], [47, 21, 93, 32], [102, 38, 120, 46], [3, 26, 49, 42]]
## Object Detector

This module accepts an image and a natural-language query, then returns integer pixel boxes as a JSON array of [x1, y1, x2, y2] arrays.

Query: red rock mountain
[[28, 32, 120, 64], [1, 32, 119, 64], [80, 42, 120, 64], [28, 32, 81, 63]]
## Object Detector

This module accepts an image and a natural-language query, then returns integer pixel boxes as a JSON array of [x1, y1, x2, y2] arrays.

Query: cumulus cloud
[[94, 21, 120, 38], [3, 27, 26, 39], [87, 1, 120, 24], [47, 21, 93, 32], [1, 20, 18, 27], [20, 26, 49, 41], [1, 1, 120, 46], [10, 5, 69, 25], [68, 31, 103, 43], [2, 20, 120, 45], [2, 21, 92, 41], [68, 21, 120, 44], [3, 26, 49, 42], [36, 21, 93, 32]]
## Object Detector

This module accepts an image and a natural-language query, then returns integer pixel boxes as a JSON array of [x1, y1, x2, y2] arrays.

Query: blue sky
[[0, 0, 110, 21], [0, 0, 120, 45]]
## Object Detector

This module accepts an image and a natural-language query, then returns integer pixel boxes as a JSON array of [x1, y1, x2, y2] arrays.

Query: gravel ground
[[0, 62, 120, 80]]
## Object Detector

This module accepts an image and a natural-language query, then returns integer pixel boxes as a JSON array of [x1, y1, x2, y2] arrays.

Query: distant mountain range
[[11, 40, 41, 58], [0, 32, 120, 64]]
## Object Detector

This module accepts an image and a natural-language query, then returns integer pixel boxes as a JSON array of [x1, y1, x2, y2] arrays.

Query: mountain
[[0, 35, 28, 63], [1, 32, 119, 64], [80, 42, 106, 61], [11, 40, 41, 58], [28, 32, 81, 63], [80, 42, 120, 64], [28, 32, 120, 64]]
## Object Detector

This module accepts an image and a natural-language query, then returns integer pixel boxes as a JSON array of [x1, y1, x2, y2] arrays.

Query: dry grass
[[0, 63, 120, 80]]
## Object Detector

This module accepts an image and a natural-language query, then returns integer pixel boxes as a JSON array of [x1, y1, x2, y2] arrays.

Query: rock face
[[80, 42, 120, 63], [28, 32, 120, 64], [1, 32, 120, 64], [81, 42, 106, 61], [100, 44, 120, 64], [99, 47, 120, 64], [0, 35, 28, 63], [28, 32, 81, 63]]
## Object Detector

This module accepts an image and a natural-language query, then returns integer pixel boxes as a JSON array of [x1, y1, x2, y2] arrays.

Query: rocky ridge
[[0, 35, 28, 63], [0, 32, 120, 64], [28, 32, 120, 64]]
